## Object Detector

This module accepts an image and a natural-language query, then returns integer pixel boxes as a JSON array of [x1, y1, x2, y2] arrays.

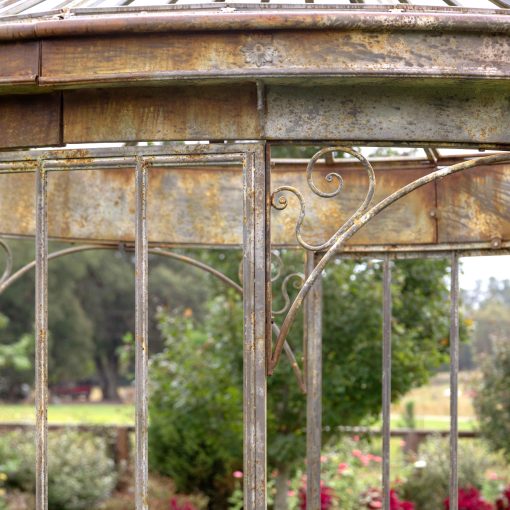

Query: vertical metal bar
[[35, 161, 48, 510], [135, 157, 149, 510], [305, 251, 322, 510], [450, 252, 459, 510], [243, 145, 268, 510], [382, 255, 392, 510]]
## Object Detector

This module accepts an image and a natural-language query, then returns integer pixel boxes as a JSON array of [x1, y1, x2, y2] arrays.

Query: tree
[[149, 251, 455, 509], [0, 313, 32, 400], [472, 279, 510, 459]]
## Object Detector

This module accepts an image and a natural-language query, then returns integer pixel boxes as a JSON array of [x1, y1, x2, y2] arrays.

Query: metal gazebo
[[1, 1, 510, 508]]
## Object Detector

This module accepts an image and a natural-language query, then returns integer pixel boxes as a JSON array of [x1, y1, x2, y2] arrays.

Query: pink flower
[[370, 455, 383, 463], [353, 435, 360, 442], [338, 462, 349, 474], [233, 471, 243, 479], [352, 449, 362, 458], [288, 490, 296, 497]]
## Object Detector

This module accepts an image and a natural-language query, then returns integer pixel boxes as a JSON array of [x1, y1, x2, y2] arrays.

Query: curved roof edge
[[0, 5, 510, 41]]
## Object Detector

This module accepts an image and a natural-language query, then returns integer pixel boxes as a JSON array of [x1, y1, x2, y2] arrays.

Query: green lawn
[[389, 414, 478, 432], [0, 403, 478, 430], [0, 403, 135, 425]]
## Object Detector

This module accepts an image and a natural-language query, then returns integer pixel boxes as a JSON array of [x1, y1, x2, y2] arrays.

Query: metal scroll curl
[[272, 272, 304, 316], [271, 147, 376, 252], [268, 151, 510, 375]]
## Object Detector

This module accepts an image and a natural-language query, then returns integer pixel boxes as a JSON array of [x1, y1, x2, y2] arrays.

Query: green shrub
[[149, 308, 243, 509], [400, 437, 508, 510], [0, 429, 117, 510], [474, 339, 510, 461]]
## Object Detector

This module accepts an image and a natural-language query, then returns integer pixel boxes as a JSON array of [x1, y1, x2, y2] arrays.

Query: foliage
[[473, 282, 510, 460], [0, 313, 32, 400], [400, 438, 508, 510], [150, 250, 455, 507], [0, 240, 213, 400], [287, 435, 383, 510], [0, 429, 116, 510], [149, 305, 243, 508], [0, 471, 7, 510]]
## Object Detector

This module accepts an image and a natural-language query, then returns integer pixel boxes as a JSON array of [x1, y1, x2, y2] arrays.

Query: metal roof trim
[[0, 5, 509, 41]]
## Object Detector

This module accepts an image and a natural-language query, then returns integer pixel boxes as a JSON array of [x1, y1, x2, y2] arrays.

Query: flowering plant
[[361, 487, 414, 510], [496, 486, 510, 510], [169, 497, 197, 510], [298, 484, 334, 510], [444, 487, 492, 510]]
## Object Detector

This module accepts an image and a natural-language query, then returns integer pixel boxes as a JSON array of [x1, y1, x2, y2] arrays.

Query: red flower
[[444, 487, 492, 510], [169, 497, 197, 510], [299, 485, 334, 510], [495, 485, 510, 510]]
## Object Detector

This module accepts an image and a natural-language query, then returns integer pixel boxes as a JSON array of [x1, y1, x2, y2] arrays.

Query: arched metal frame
[[1, 3, 510, 510], [2, 146, 510, 510]]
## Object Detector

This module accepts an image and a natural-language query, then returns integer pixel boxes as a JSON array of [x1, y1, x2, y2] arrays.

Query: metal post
[[135, 157, 149, 510], [243, 145, 268, 510], [305, 251, 322, 510], [450, 252, 460, 510], [35, 161, 48, 510], [382, 256, 392, 510]]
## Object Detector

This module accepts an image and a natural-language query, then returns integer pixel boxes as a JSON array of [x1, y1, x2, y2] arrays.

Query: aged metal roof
[[0, 0, 508, 21]]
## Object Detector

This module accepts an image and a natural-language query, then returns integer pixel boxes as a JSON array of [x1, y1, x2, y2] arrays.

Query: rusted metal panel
[[265, 83, 510, 146], [0, 93, 61, 149], [40, 29, 510, 86], [437, 163, 510, 243], [63, 85, 260, 142], [271, 165, 436, 246], [0, 162, 435, 246], [0, 41, 38, 86]]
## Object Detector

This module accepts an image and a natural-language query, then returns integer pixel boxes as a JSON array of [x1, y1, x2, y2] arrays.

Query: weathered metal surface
[[305, 252, 322, 510], [243, 145, 268, 509], [2, 6, 510, 42], [437, 164, 510, 243], [135, 158, 149, 510], [449, 253, 460, 510], [0, 93, 61, 149], [35, 163, 48, 510], [382, 256, 392, 510], [37, 27, 510, 86], [2, 80, 510, 147], [266, 83, 510, 146], [0, 41, 38, 86], [269, 152, 510, 372], [0, 161, 436, 246], [63, 85, 260, 143]]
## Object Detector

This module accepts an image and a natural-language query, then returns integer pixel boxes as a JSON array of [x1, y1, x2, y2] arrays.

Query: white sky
[[460, 255, 510, 291]]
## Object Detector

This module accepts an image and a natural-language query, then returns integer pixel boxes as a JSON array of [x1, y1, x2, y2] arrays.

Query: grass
[[0, 403, 135, 425], [0, 371, 479, 429]]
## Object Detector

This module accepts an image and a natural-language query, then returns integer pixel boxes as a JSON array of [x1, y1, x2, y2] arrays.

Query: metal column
[[135, 157, 149, 510], [382, 256, 392, 510], [243, 145, 268, 510], [305, 251, 323, 510], [449, 252, 460, 510], [35, 162, 48, 510]]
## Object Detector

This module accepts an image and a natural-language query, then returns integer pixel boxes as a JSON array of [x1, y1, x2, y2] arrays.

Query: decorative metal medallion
[[241, 42, 281, 67]]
